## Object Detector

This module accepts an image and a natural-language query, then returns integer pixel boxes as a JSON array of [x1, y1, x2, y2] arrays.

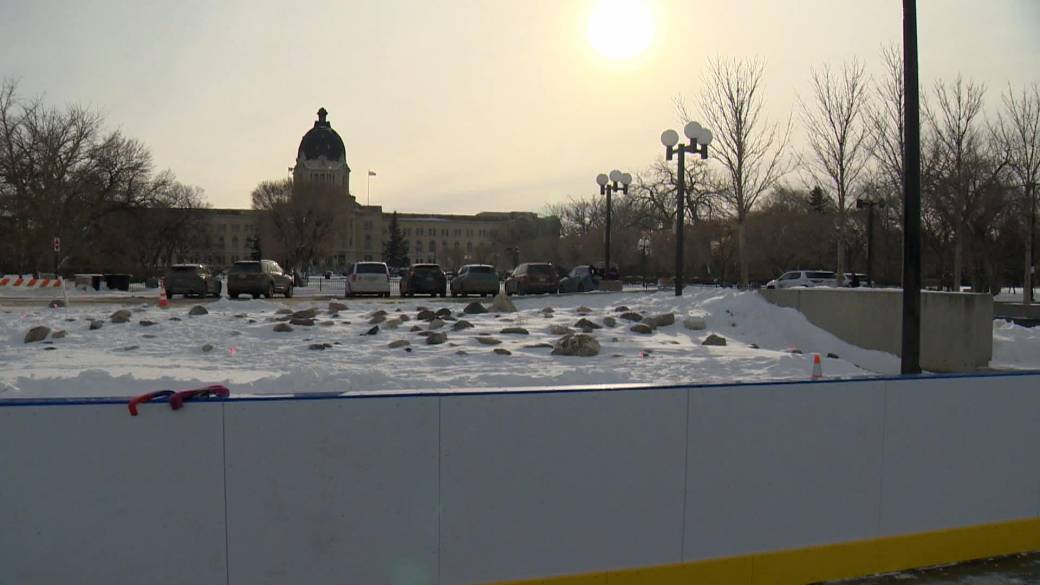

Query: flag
[[368, 170, 377, 176]]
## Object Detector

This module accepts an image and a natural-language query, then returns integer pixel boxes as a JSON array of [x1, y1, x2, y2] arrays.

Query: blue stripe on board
[[0, 370, 1037, 408]]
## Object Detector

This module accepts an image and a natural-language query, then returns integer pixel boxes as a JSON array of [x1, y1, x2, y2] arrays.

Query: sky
[[1, 0, 1038, 215]]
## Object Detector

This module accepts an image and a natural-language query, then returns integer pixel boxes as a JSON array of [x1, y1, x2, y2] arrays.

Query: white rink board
[[880, 376, 1040, 535], [684, 380, 886, 559], [222, 397, 440, 585], [0, 373, 1038, 585], [0, 403, 227, 585], [439, 389, 687, 584]]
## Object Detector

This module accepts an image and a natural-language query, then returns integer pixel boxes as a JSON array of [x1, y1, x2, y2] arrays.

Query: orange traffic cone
[[811, 353, 823, 380], [159, 280, 169, 309]]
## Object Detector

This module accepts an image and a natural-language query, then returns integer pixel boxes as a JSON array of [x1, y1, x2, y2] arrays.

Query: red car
[[505, 262, 559, 295]]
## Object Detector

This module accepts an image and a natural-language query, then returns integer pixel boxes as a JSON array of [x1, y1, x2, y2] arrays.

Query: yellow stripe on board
[[488, 518, 1040, 585]]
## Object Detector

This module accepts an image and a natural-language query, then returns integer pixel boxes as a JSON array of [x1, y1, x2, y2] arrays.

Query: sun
[[587, 0, 655, 61]]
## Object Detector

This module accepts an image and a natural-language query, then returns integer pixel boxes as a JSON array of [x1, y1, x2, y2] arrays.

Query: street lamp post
[[901, 0, 923, 374], [856, 195, 886, 288], [1027, 181, 1036, 304], [596, 170, 632, 278], [661, 121, 712, 296], [637, 235, 652, 290]]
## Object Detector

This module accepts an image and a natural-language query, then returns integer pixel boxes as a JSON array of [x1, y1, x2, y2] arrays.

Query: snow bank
[[992, 319, 1040, 370], [0, 289, 903, 399]]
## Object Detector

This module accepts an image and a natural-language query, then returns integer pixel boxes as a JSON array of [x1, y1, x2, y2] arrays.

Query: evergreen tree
[[808, 186, 832, 214], [382, 211, 409, 268]]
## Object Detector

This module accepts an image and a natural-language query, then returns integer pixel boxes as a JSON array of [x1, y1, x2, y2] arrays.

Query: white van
[[344, 261, 391, 297], [765, 270, 838, 289]]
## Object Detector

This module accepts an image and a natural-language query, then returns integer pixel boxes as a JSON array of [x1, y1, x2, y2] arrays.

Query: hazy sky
[[1, 1, 1038, 214]]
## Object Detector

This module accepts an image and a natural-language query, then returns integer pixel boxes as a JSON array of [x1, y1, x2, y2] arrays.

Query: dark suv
[[164, 264, 222, 298], [227, 260, 294, 299], [399, 264, 447, 297]]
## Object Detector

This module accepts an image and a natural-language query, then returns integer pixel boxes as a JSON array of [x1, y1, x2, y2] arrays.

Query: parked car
[[450, 264, 500, 297], [227, 259, 294, 298], [764, 270, 838, 289], [559, 265, 600, 293], [399, 263, 447, 297], [505, 262, 560, 295], [164, 264, 222, 298], [844, 273, 869, 287], [345, 261, 391, 297]]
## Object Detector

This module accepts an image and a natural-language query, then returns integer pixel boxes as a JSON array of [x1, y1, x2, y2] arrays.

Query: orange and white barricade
[[0, 276, 64, 289]]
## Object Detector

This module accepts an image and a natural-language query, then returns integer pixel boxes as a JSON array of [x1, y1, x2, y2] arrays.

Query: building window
[[428, 240, 436, 252], [441, 229, 448, 237], [467, 241, 473, 252], [364, 234, 372, 250], [454, 241, 460, 248], [466, 229, 473, 237]]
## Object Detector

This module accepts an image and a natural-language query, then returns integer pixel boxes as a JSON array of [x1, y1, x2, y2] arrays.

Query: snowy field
[[2, 287, 1037, 399]]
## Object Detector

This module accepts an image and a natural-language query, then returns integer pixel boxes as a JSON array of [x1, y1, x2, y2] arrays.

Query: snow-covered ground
[[994, 287, 1040, 303], [0, 288, 919, 399], [992, 319, 1040, 370]]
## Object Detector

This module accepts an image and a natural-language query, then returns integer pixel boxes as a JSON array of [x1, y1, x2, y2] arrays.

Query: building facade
[[177, 108, 553, 271]]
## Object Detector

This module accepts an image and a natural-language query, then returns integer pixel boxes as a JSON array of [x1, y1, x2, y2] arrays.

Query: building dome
[[297, 107, 345, 162]]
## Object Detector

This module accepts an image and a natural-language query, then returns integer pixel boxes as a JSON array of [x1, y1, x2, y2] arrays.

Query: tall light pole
[[901, 0, 923, 374], [661, 121, 712, 296], [1027, 181, 1036, 305], [856, 195, 886, 287], [596, 170, 632, 278], [367, 170, 377, 206]]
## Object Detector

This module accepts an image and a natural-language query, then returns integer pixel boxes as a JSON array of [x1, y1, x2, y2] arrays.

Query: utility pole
[[1027, 182, 1036, 304], [901, 0, 922, 374]]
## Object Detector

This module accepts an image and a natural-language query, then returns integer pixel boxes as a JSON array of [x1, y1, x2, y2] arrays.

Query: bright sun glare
[[587, 0, 655, 61]]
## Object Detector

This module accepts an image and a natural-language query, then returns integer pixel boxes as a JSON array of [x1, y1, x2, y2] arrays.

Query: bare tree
[[251, 178, 348, 274], [866, 46, 906, 203], [0, 79, 172, 273], [694, 56, 791, 286], [632, 158, 722, 229], [799, 59, 871, 285], [992, 82, 1040, 303], [130, 175, 210, 275], [925, 76, 995, 288]]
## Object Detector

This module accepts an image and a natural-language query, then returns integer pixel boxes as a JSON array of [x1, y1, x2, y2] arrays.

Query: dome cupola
[[297, 107, 346, 162]]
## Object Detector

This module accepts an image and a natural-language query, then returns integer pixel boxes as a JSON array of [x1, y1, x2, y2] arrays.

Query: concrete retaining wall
[[759, 288, 993, 372], [2, 374, 1038, 584], [995, 301, 1040, 324]]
